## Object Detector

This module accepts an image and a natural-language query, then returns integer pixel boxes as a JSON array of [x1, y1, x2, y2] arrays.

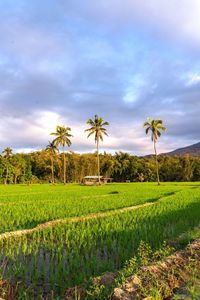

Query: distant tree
[[51, 126, 73, 184], [180, 155, 194, 182], [25, 163, 32, 185], [100, 152, 115, 178], [113, 152, 130, 182], [159, 156, 182, 182], [144, 118, 166, 185], [193, 158, 200, 181], [85, 115, 109, 184], [46, 141, 58, 184], [2, 147, 13, 184], [11, 154, 26, 184]]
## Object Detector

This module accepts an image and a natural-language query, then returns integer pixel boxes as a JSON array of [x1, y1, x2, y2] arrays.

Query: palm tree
[[45, 141, 58, 184], [2, 147, 13, 184], [144, 118, 166, 185], [85, 115, 109, 184], [51, 125, 73, 184]]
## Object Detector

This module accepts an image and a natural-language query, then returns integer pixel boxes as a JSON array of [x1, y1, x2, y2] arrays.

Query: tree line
[[0, 148, 199, 184], [48, 115, 166, 185], [1, 115, 199, 184]]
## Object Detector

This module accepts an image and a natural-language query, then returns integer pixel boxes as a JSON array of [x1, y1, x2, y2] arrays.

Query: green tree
[[180, 155, 193, 182], [25, 162, 32, 184], [51, 125, 73, 184], [46, 141, 58, 184], [113, 152, 130, 182], [193, 158, 200, 181], [2, 147, 13, 184], [11, 154, 26, 184], [144, 118, 166, 185], [85, 115, 109, 184]]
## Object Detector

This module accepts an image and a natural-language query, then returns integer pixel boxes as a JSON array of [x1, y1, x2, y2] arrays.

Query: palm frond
[[85, 115, 109, 143], [144, 118, 166, 142], [143, 121, 150, 127], [145, 127, 150, 135]]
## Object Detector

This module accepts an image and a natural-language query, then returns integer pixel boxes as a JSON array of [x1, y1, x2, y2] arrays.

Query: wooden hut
[[83, 176, 113, 185], [83, 176, 103, 185]]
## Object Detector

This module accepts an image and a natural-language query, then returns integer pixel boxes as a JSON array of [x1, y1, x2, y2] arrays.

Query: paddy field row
[[0, 183, 200, 299]]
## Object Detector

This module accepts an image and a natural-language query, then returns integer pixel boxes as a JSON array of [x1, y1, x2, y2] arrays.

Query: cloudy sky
[[0, 0, 199, 155]]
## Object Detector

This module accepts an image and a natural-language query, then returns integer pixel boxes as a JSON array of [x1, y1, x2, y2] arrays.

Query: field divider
[[0, 189, 187, 240], [0, 202, 155, 240]]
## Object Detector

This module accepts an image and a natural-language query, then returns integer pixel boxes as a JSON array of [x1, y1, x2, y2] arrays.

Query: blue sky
[[0, 0, 199, 155]]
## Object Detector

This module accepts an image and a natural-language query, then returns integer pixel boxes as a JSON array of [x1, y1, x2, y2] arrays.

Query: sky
[[0, 0, 200, 155]]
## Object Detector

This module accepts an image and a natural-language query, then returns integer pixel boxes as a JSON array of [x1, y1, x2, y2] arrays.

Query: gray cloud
[[0, 0, 199, 154]]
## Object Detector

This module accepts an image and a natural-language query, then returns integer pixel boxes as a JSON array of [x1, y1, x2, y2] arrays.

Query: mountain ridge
[[162, 142, 200, 156]]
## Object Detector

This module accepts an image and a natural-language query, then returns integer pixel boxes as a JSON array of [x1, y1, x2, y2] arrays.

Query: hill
[[164, 142, 200, 156]]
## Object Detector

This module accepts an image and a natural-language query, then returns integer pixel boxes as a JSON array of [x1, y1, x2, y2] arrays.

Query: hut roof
[[84, 176, 103, 179]]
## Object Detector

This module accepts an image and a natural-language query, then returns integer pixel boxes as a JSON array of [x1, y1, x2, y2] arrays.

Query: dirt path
[[0, 202, 154, 240], [112, 238, 200, 300]]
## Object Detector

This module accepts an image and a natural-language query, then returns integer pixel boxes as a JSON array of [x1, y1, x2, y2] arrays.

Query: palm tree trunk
[[97, 138, 100, 184], [154, 139, 160, 185], [63, 146, 66, 185], [51, 157, 54, 184]]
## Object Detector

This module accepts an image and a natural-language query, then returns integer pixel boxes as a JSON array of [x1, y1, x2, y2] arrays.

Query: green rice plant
[[0, 182, 198, 233], [0, 183, 199, 298]]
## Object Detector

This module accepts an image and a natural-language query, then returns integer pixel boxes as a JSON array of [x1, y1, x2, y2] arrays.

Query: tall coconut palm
[[85, 115, 109, 184], [144, 118, 166, 185], [2, 147, 13, 184], [51, 126, 73, 184], [45, 141, 58, 184]]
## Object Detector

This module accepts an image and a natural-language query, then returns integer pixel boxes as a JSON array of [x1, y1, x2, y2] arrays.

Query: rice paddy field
[[0, 182, 200, 299]]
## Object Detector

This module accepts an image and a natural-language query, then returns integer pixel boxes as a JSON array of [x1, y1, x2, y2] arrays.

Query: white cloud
[[186, 72, 200, 86], [0, 111, 65, 150], [123, 74, 147, 103], [0, 1, 199, 155], [62, 0, 200, 48]]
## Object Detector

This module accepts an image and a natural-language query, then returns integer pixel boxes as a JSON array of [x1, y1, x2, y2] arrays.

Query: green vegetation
[[2, 147, 13, 184], [144, 118, 166, 185], [0, 183, 199, 299], [51, 125, 73, 184], [0, 150, 200, 184], [45, 141, 58, 184], [85, 114, 109, 184], [0, 183, 197, 233]]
